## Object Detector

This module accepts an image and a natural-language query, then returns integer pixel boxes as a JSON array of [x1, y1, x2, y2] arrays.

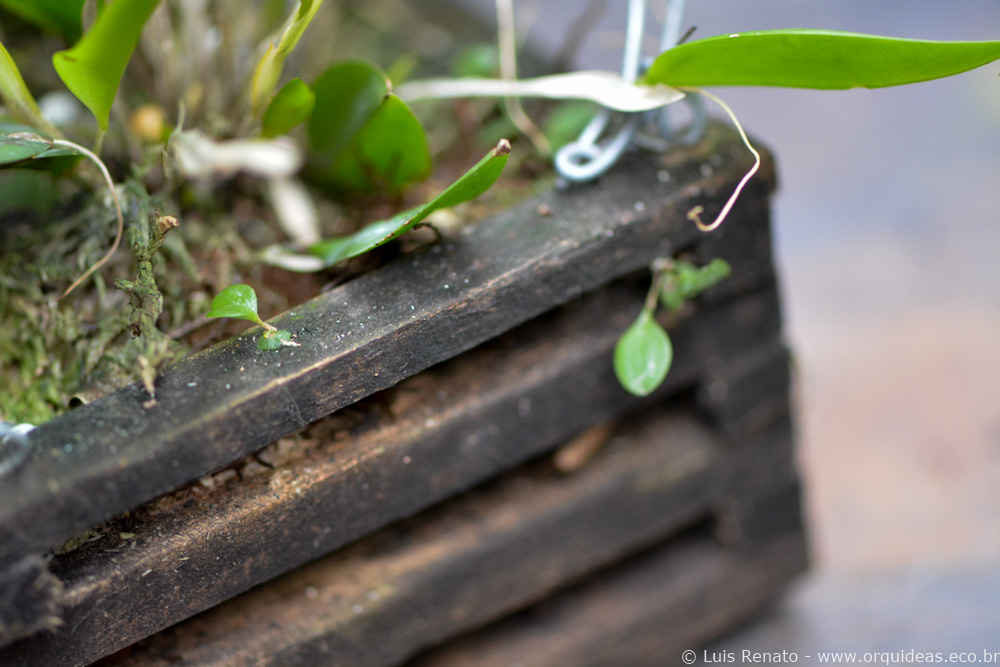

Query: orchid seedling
[[206, 284, 299, 351]]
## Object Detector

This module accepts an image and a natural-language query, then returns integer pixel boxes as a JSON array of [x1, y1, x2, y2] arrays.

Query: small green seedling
[[206, 284, 299, 351], [614, 258, 731, 397]]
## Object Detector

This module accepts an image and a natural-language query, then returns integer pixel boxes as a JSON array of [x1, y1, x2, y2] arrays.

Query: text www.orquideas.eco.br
[[815, 653, 1000, 664], [690, 650, 1000, 664]]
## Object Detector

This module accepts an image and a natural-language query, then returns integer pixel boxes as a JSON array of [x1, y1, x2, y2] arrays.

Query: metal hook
[[554, 0, 706, 183], [554, 0, 647, 183]]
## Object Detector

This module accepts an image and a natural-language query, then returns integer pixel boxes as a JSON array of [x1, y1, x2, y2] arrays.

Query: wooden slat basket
[[0, 122, 806, 666]]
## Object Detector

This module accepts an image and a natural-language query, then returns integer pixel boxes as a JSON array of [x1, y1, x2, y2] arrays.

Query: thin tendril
[[496, 0, 552, 157], [55, 139, 125, 300], [678, 87, 760, 233]]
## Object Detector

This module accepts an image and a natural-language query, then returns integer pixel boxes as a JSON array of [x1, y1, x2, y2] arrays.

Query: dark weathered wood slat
[[1, 274, 786, 666], [101, 411, 798, 667], [0, 124, 773, 572], [411, 529, 807, 667], [0, 556, 61, 644]]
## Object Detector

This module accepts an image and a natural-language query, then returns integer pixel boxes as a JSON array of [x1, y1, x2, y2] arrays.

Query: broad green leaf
[[257, 329, 292, 351], [644, 30, 1000, 89], [307, 60, 388, 171], [0, 0, 85, 42], [614, 311, 672, 397], [0, 132, 52, 165], [0, 40, 59, 136], [52, 0, 161, 130], [250, 0, 324, 117], [206, 284, 263, 324], [322, 94, 430, 192], [262, 78, 315, 137], [309, 139, 510, 267], [0, 124, 77, 166]]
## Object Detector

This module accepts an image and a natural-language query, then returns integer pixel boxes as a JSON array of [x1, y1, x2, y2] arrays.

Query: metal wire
[[554, 0, 707, 183]]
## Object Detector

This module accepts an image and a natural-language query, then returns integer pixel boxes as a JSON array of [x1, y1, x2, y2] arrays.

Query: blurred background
[[456, 0, 1000, 651]]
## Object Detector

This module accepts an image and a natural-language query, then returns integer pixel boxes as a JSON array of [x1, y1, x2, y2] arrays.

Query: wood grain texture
[[102, 413, 800, 667], [1, 276, 787, 666], [411, 527, 807, 667], [0, 124, 774, 577]]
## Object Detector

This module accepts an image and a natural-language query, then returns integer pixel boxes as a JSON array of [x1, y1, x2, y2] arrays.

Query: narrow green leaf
[[274, 0, 323, 58], [250, 0, 324, 116], [52, 0, 161, 130], [206, 284, 263, 325], [309, 139, 510, 267], [307, 60, 388, 171], [257, 329, 291, 351], [614, 311, 673, 397], [645, 30, 1000, 89], [0, 40, 60, 136], [261, 77, 315, 138], [0, 0, 85, 42], [322, 94, 430, 192]]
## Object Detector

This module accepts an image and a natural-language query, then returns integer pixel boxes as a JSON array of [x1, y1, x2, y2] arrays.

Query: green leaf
[[0, 123, 78, 167], [308, 60, 388, 171], [322, 94, 430, 192], [644, 30, 1000, 89], [307, 60, 430, 193], [660, 259, 732, 311], [0, 0, 85, 42], [676, 258, 731, 297], [52, 0, 161, 130], [614, 311, 673, 397], [0, 131, 52, 165], [261, 77, 315, 138], [206, 284, 264, 325], [257, 329, 292, 351], [250, 0, 324, 117], [309, 139, 510, 266], [0, 40, 60, 136]]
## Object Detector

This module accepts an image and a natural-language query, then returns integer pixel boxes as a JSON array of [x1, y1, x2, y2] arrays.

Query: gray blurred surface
[[459, 0, 1000, 653]]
